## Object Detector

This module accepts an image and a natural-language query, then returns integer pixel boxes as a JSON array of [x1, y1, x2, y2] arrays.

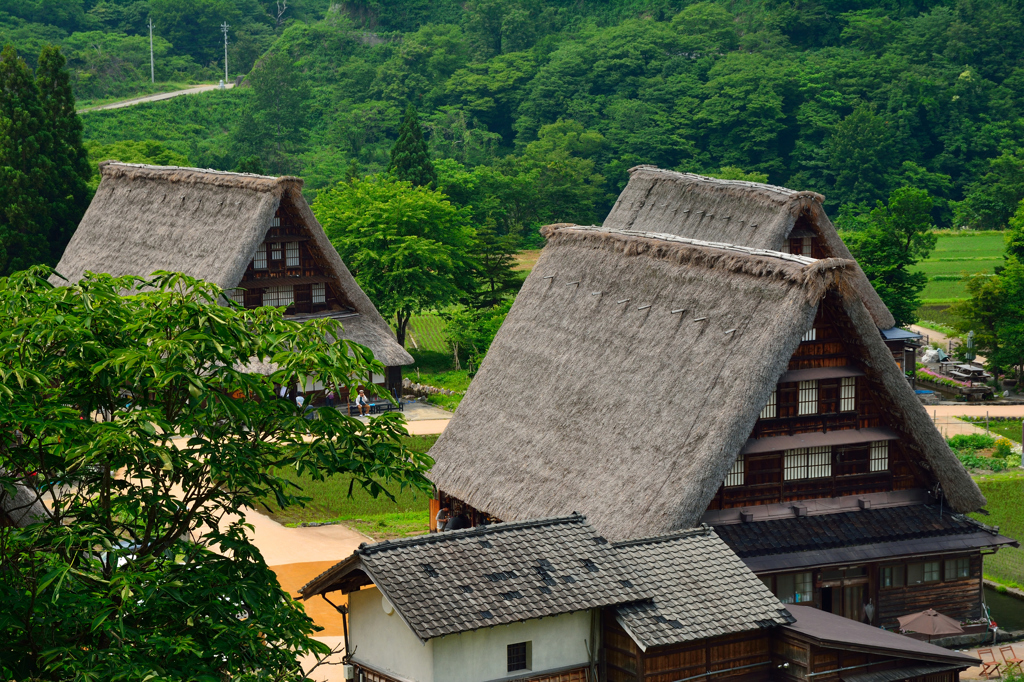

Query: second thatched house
[[426, 223, 1015, 630], [51, 163, 411, 396]]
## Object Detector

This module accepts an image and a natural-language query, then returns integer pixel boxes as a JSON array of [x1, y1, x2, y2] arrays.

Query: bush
[[948, 433, 997, 450]]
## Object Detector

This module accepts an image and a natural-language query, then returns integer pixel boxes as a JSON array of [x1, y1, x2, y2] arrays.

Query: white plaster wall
[[349, 586, 434, 682], [432, 610, 592, 682]]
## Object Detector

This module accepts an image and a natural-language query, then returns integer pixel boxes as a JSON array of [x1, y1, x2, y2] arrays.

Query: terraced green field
[[913, 231, 1005, 304]]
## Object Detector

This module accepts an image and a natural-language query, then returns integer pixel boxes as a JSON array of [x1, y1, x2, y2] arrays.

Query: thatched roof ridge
[[427, 227, 982, 541], [603, 166, 896, 329], [1, 479, 50, 527], [52, 163, 411, 367]]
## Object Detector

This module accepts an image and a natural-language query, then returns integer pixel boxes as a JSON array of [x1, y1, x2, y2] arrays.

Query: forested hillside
[[6, 0, 1024, 237]]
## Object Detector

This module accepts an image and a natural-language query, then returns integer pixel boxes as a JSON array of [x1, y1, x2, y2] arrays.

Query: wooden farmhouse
[[300, 516, 978, 682], [50, 162, 411, 395], [426, 202, 1016, 632]]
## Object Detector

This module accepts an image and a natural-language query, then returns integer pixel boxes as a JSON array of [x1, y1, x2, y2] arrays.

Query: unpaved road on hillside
[[79, 82, 234, 112]]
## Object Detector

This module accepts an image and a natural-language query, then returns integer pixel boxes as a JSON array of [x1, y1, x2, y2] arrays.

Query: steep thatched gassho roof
[[1, 479, 50, 527], [603, 166, 896, 330], [51, 163, 411, 367], [427, 225, 983, 542]]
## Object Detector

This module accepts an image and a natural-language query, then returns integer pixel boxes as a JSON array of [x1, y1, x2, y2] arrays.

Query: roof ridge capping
[[612, 524, 715, 548], [626, 165, 826, 209], [540, 224, 857, 302], [98, 161, 300, 193], [356, 513, 590, 554]]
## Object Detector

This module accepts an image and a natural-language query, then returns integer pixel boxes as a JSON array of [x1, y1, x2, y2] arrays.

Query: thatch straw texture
[[603, 167, 896, 330], [1, 480, 49, 527], [427, 226, 982, 541], [51, 163, 411, 367]]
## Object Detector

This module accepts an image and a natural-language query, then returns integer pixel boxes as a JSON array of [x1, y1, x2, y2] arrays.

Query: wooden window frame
[[759, 389, 777, 419], [270, 242, 283, 261], [507, 641, 530, 672], [286, 241, 300, 267], [263, 285, 294, 308], [312, 282, 326, 304], [840, 376, 856, 412], [725, 454, 745, 487], [253, 244, 267, 270], [801, 327, 817, 342], [798, 380, 818, 415], [870, 441, 889, 472], [784, 446, 831, 480]]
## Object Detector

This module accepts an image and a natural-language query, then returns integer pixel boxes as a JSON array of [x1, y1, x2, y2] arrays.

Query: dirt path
[[78, 82, 234, 112]]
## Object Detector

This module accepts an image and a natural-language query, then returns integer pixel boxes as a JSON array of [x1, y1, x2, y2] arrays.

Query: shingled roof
[[299, 515, 647, 641], [51, 163, 411, 367], [613, 527, 793, 650], [427, 225, 984, 541], [603, 166, 895, 330]]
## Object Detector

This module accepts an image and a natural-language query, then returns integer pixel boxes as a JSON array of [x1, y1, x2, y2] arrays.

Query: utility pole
[[148, 17, 155, 83], [221, 22, 229, 84]]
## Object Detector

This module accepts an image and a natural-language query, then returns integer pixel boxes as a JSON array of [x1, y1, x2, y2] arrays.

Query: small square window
[[784, 446, 831, 481], [263, 286, 294, 308], [881, 565, 904, 588], [802, 328, 817, 342], [507, 642, 530, 672], [870, 441, 889, 472], [776, 572, 813, 604]]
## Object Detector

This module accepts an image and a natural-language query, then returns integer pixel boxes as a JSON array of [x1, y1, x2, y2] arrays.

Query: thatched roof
[[427, 226, 983, 542], [1, 479, 50, 527], [51, 163, 411, 367], [603, 166, 896, 329]]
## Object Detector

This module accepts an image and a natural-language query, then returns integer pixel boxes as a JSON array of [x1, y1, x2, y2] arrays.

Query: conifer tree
[[35, 44, 91, 263], [0, 45, 54, 276], [387, 105, 436, 188]]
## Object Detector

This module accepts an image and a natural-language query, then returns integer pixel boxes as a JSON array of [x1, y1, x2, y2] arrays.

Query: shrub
[[948, 433, 997, 450]]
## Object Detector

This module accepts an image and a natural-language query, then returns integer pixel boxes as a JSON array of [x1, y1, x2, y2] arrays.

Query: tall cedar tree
[[0, 45, 55, 276], [470, 223, 520, 309], [35, 45, 91, 264], [388, 105, 437, 188]]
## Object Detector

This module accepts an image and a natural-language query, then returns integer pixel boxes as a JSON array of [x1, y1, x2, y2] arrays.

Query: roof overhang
[[778, 366, 865, 383], [741, 427, 899, 455], [743, 531, 1018, 573]]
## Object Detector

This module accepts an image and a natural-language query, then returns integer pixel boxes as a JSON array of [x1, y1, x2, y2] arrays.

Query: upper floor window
[[945, 557, 970, 580], [881, 564, 904, 588], [798, 380, 818, 415], [312, 282, 326, 304], [801, 327, 817, 342], [908, 561, 940, 585], [227, 288, 245, 305], [286, 241, 300, 267], [869, 441, 889, 472], [759, 389, 777, 419], [784, 446, 831, 480], [782, 236, 813, 256], [270, 216, 281, 227], [253, 244, 267, 270], [840, 377, 856, 412], [776, 572, 813, 604], [724, 454, 745, 487], [270, 242, 282, 261]]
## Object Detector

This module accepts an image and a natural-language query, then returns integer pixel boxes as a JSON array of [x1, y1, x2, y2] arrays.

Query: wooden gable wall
[[707, 293, 931, 512], [235, 197, 354, 315]]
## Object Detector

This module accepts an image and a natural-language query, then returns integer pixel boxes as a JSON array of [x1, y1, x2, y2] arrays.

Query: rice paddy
[[913, 231, 1005, 304]]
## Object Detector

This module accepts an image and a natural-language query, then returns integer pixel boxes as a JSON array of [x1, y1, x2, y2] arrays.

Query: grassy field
[[258, 434, 439, 539], [514, 249, 542, 273], [960, 418, 1024, 443], [913, 231, 1005, 304], [404, 314, 449, 353], [972, 472, 1024, 588]]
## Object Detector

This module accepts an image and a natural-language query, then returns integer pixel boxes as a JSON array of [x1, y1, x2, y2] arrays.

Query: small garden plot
[[259, 434, 438, 539], [947, 433, 1022, 472]]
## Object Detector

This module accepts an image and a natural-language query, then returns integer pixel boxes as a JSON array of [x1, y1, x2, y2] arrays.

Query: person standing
[[435, 505, 451, 532]]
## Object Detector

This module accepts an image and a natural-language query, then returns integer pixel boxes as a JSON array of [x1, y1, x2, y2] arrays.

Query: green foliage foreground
[[0, 267, 432, 680]]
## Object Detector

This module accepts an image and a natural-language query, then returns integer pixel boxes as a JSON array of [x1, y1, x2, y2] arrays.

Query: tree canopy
[[0, 267, 432, 680]]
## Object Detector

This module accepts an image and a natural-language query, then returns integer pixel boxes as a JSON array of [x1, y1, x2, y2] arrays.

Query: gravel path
[[78, 82, 234, 112]]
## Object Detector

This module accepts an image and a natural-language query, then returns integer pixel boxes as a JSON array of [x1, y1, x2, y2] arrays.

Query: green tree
[[86, 139, 190, 172], [313, 175, 475, 347], [846, 187, 938, 327], [954, 149, 1024, 230], [1006, 199, 1024, 261], [0, 45, 54, 276], [34, 44, 91, 263], [243, 50, 310, 173], [470, 222, 520, 309], [0, 267, 432, 680], [827, 106, 902, 208], [442, 299, 512, 370], [388, 105, 437, 188], [951, 257, 1024, 380]]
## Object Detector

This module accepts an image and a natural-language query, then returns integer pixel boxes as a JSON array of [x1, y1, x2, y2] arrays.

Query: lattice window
[[870, 440, 888, 472], [840, 376, 856, 412], [800, 236, 812, 255], [253, 244, 267, 270], [923, 561, 940, 582], [724, 454, 745, 487], [286, 241, 300, 266], [784, 446, 831, 480], [759, 389, 777, 419], [507, 642, 529, 672], [798, 380, 818, 415], [270, 242, 282, 260], [312, 282, 326, 304], [263, 286, 294, 307], [801, 327, 817, 342], [227, 288, 245, 305], [270, 215, 281, 227], [945, 557, 970, 580]]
